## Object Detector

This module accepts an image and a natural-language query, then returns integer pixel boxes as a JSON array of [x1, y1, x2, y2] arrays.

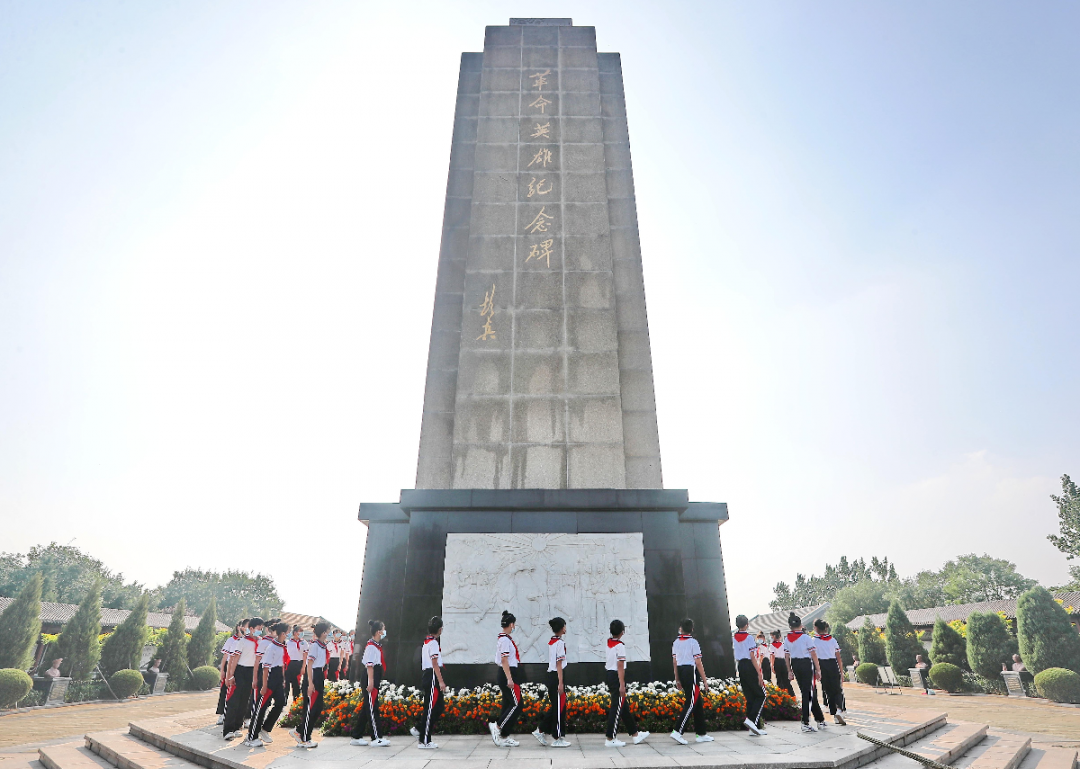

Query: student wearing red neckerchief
[[245, 620, 289, 747], [349, 620, 390, 747], [670, 618, 713, 745], [533, 617, 571, 748], [603, 619, 649, 747], [812, 619, 847, 725], [732, 614, 768, 737], [755, 631, 772, 682], [290, 621, 329, 749], [417, 616, 448, 750], [488, 610, 523, 748], [768, 630, 794, 695], [783, 611, 824, 732], [285, 626, 308, 704], [216, 621, 246, 725]]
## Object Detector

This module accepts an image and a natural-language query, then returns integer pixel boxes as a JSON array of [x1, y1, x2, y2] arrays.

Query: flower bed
[[281, 678, 798, 736]]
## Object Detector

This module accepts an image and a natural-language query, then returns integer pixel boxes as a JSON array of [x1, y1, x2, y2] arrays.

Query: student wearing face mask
[[285, 626, 308, 703], [769, 630, 793, 695], [812, 619, 847, 726], [222, 617, 264, 740], [783, 612, 824, 732], [245, 621, 290, 747], [755, 632, 772, 683], [417, 616, 448, 750], [290, 621, 330, 749], [216, 621, 246, 725], [349, 621, 390, 747], [327, 630, 343, 682]]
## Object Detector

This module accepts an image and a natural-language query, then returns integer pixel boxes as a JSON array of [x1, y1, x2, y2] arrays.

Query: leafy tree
[[827, 580, 892, 624], [770, 556, 898, 610], [99, 593, 149, 676], [187, 597, 217, 670], [832, 622, 857, 667], [930, 616, 968, 669], [1016, 586, 1080, 674], [884, 601, 923, 673], [1052, 565, 1080, 592], [1047, 474, 1080, 560], [156, 569, 283, 624], [966, 610, 1018, 679], [889, 570, 948, 610], [938, 554, 1037, 604], [157, 600, 190, 683], [0, 543, 144, 610], [0, 573, 43, 669], [857, 617, 887, 665], [56, 581, 102, 680]]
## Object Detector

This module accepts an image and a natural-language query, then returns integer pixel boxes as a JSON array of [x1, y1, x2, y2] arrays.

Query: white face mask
[[380, 631, 387, 640]]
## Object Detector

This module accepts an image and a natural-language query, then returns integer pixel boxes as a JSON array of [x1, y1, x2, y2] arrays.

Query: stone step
[[1032, 749, 1078, 769], [909, 721, 988, 765], [861, 721, 986, 769], [38, 743, 113, 769], [85, 731, 201, 769], [967, 734, 1031, 769]]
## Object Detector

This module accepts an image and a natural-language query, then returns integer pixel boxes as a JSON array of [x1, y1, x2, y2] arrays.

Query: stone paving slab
[[968, 734, 1032, 769], [910, 722, 987, 765], [38, 743, 113, 769], [1031, 749, 1078, 769], [126, 706, 947, 769]]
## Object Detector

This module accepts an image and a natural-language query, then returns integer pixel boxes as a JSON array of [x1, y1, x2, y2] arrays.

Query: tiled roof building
[[0, 597, 230, 634], [847, 592, 1080, 632]]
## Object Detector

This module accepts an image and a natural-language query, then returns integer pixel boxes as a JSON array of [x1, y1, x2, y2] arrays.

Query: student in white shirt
[[349, 620, 390, 747], [670, 618, 713, 745], [489, 610, 522, 748], [285, 626, 308, 703], [328, 629, 343, 682], [246, 621, 289, 747], [290, 621, 330, 749], [755, 632, 772, 682], [417, 616, 448, 750], [216, 621, 245, 725], [603, 619, 649, 747], [812, 619, 847, 725], [222, 617, 264, 740], [532, 617, 571, 748], [783, 612, 824, 732], [733, 614, 768, 737], [769, 630, 793, 695]]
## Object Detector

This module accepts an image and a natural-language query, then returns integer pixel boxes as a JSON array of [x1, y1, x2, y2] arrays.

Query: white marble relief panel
[[440, 532, 649, 664]]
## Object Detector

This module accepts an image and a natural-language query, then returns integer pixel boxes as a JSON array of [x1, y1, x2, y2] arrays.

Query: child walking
[[533, 617, 571, 748], [349, 620, 390, 747], [285, 625, 308, 703], [417, 616, 448, 750], [489, 611, 522, 748], [290, 621, 330, 749], [733, 615, 768, 736], [769, 630, 793, 694], [222, 617, 263, 740], [756, 632, 772, 682], [216, 621, 245, 725], [245, 621, 289, 747], [604, 619, 649, 748], [783, 612, 824, 732], [812, 619, 847, 725], [670, 618, 713, 745]]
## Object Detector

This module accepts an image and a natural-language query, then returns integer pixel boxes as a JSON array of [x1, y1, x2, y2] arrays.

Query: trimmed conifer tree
[[0, 573, 43, 670], [100, 593, 149, 676], [967, 610, 1018, 679], [1016, 586, 1080, 674], [858, 616, 887, 665], [157, 600, 190, 684], [56, 581, 102, 680], [187, 596, 217, 670], [884, 601, 923, 673], [832, 622, 857, 667], [930, 616, 968, 669]]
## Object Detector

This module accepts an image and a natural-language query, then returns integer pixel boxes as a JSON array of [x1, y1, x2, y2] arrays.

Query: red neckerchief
[[677, 634, 693, 641], [367, 639, 385, 671], [314, 638, 328, 666], [818, 634, 833, 641], [499, 633, 520, 662], [548, 635, 561, 646], [607, 638, 622, 648], [734, 631, 750, 642], [771, 641, 784, 649], [787, 631, 804, 642]]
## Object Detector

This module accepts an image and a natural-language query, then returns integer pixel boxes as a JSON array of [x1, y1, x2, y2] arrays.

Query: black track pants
[[496, 667, 522, 738], [418, 669, 444, 745], [790, 658, 825, 725], [349, 665, 383, 740], [285, 660, 304, 701], [773, 658, 794, 694], [222, 665, 254, 737], [540, 671, 566, 739], [819, 658, 845, 715], [299, 669, 325, 742], [738, 658, 767, 725], [249, 667, 286, 739], [605, 670, 639, 740], [674, 665, 707, 736]]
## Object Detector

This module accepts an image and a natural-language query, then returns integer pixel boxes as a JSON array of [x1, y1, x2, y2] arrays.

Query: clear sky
[[2, 1, 1078, 629]]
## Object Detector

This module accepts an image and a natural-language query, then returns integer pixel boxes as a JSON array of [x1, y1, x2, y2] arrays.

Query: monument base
[[356, 489, 733, 687]]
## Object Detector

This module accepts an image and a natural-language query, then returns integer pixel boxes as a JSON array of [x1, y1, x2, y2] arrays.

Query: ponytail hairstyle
[[788, 612, 802, 629], [313, 621, 330, 639], [428, 616, 444, 635], [549, 616, 566, 633], [368, 619, 385, 638], [771, 629, 782, 640], [610, 619, 625, 637], [680, 618, 694, 634], [500, 610, 516, 628], [813, 618, 830, 634], [270, 621, 289, 635]]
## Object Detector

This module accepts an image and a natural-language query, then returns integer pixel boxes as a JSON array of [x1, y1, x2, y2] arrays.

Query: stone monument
[[357, 18, 733, 687]]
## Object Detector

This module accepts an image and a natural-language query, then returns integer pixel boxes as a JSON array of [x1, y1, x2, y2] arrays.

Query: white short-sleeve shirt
[[814, 634, 840, 660], [361, 640, 383, 668], [236, 635, 260, 667], [605, 639, 627, 671], [261, 639, 286, 669], [547, 637, 567, 673], [287, 638, 308, 663], [307, 640, 329, 669], [221, 635, 240, 657], [422, 637, 442, 671], [784, 631, 816, 659], [672, 635, 702, 666], [732, 631, 757, 662], [496, 633, 519, 668]]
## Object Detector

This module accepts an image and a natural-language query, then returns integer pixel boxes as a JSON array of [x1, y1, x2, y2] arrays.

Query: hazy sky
[[2, 1, 1078, 629]]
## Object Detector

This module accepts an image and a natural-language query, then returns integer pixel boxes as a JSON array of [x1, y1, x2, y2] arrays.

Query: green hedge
[[109, 670, 144, 699], [190, 666, 219, 691], [1034, 668, 1080, 704], [928, 662, 963, 692], [856, 662, 879, 685], [0, 669, 33, 708]]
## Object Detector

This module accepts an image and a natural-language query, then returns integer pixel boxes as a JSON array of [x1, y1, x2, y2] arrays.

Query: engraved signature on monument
[[441, 533, 650, 664]]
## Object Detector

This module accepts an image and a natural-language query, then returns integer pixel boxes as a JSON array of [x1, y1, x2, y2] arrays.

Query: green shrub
[[1033, 667, 1080, 703], [929, 662, 963, 692], [157, 600, 189, 683], [108, 669, 144, 699], [190, 666, 219, 691], [0, 574, 43, 670], [0, 669, 34, 708], [967, 611, 1018, 680], [1017, 587, 1080, 674], [100, 594, 149, 676], [832, 623, 857, 667], [56, 582, 102, 680], [187, 598, 217, 670], [856, 662, 879, 685], [884, 602, 924, 675], [858, 617, 887, 665], [930, 617, 968, 669]]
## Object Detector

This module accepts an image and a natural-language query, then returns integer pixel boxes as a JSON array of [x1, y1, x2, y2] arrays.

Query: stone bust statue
[[44, 658, 63, 678]]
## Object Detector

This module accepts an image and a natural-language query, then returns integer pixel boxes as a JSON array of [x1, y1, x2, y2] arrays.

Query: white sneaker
[[531, 728, 547, 746], [299, 741, 318, 749], [373, 737, 391, 747], [288, 729, 302, 744], [410, 726, 420, 737], [489, 722, 501, 746], [633, 731, 650, 744], [696, 734, 715, 743], [670, 730, 689, 745], [605, 739, 626, 747], [817, 721, 827, 730], [349, 738, 369, 746], [801, 723, 817, 733], [551, 738, 571, 748], [504, 738, 520, 747], [418, 742, 439, 750], [216, 715, 224, 725], [259, 731, 273, 744], [243, 739, 263, 748], [744, 718, 763, 736], [834, 713, 847, 726], [224, 731, 242, 740]]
